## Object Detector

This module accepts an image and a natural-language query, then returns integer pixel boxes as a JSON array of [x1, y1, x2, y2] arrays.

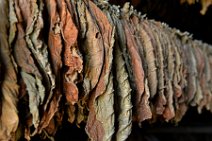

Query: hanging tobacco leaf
[[85, 1, 115, 141], [120, 3, 150, 123], [114, 34, 132, 141], [191, 42, 205, 106], [1, 1, 212, 140], [57, 0, 83, 105], [79, 1, 104, 97], [0, 0, 19, 140], [13, 0, 46, 135], [38, 0, 63, 134], [160, 25, 176, 121], [148, 21, 167, 115]]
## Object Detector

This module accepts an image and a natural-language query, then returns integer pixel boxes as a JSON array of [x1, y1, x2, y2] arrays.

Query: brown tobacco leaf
[[0, 0, 19, 140], [43, 108, 64, 140], [129, 14, 153, 122], [174, 103, 188, 123], [172, 35, 183, 99], [65, 0, 80, 28], [122, 18, 148, 123], [174, 31, 188, 103], [85, 1, 115, 141], [57, 0, 83, 105], [206, 45, 212, 111], [130, 14, 146, 71], [159, 25, 176, 121], [79, 0, 104, 96], [140, 20, 158, 98], [38, 0, 63, 134], [182, 41, 197, 103], [148, 21, 167, 115], [208, 55, 212, 112], [75, 0, 105, 124], [198, 45, 212, 113], [191, 42, 205, 106], [8, 0, 18, 45], [45, 0, 63, 76], [173, 32, 189, 121], [112, 5, 151, 124], [203, 45, 212, 111], [18, 0, 56, 110], [67, 104, 76, 123], [14, 0, 46, 134], [120, 4, 151, 124]]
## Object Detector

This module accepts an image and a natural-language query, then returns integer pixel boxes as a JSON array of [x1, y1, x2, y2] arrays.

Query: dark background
[[110, 0, 212, 44]]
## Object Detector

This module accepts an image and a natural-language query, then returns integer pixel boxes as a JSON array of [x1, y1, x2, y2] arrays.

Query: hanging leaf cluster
[[1, 0, 212, 140]]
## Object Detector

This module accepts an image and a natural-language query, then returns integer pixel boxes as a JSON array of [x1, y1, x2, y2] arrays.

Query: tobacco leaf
[[198, 45, 212, 113], [160, 25, 176, 121], [183, 41, 197, 103], [80, 0, 104, 96], [76, 0, 87, 39], [85, 1, 115, 140], [174, 103, 188, 123], [121, 5, 150, 123], [67, 104, 76, 123], [38, 0, 63, 134], [113, 9, 132, 90], [9, 0, 18, 45], [114, 37, 132, 141], [130, 14, 146, 72], [42, 107, 64, 140], [21, 72, 42, 130], [129, 14, 154, 123], [172, 35, 183, 100], [174, 31, 188, 103], [14, 0, 47, 135], [18, 0, 56, 110], [203, 46, 212, 111], [207, 55, 212, 112], [173, 32, 189, 121], [140, 20, 158, 99], [57, 0, 83, 105], [0, 0, 19, 140], [75, 0, 105, 125], [95, 73, 115, 141], [191, 42, 205, 106], [148, 21, 167, 115], [65, 0, 80, 28]]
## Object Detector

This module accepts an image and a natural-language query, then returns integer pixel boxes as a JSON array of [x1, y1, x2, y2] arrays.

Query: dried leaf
[[191, 42, 205, 106], [140, 20, 158, 98], [14, 0, 46, 135], [57, 0, 83, 105], [183, 42, 197, 103], [0, 0, 19, 140], [18, 0, 55, 108], [148, 21, 167, 115], [114, 40, 132, 141], [9, 0, 18, 45], [161, 26, 176, 121], [95, 74, 115, 141], [38, 0, 63, 134], [85, 1, 115, 140], [80, 1, 104, 96], [121, 8, 149, 123]]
